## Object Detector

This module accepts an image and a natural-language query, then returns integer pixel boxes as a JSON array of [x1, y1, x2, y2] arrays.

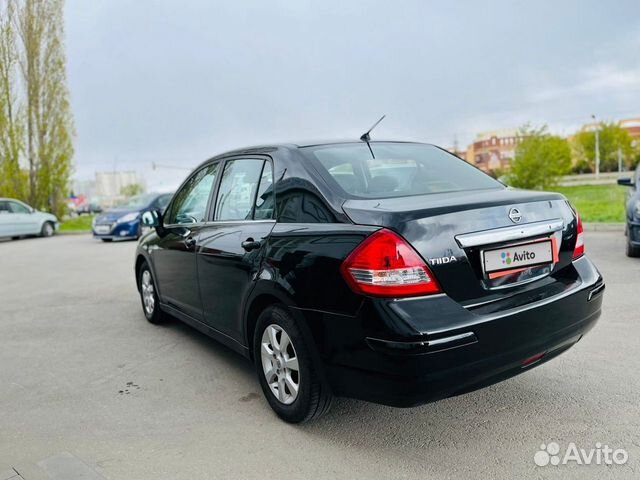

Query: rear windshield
[[303, 142, 501, 198]]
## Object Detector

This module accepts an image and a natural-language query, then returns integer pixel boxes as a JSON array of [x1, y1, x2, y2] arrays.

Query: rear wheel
[[138, 262, 165, 324], [254, 305, 332, 423], [40, 221, 54, 237]]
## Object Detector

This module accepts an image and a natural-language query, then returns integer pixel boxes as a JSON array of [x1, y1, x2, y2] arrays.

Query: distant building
[[95, 171, 143, 207], [620, 118, 640, 148], [471, 129, 524, 172], [71, 179, 96, 199], [446, 146, 470, 163]]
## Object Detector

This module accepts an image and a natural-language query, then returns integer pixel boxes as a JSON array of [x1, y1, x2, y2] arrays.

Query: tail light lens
[[573, 213, 585, 259], [340, 229, 442, 298]]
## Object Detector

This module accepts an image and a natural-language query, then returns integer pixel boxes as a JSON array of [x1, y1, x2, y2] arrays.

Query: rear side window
[[215, 159, 268, 221], [303, 142, 501, 198]]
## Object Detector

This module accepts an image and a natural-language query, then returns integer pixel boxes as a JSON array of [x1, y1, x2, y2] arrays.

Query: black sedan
[[618, 164, 640, 257], [134, 140, 604, 423]]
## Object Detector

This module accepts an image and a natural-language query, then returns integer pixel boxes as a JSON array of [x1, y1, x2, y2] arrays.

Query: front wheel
[[626, 238, 640, 257], [254, 305, 332, 423], [40, 221, 55, 237], [138, 262, 166, 324]]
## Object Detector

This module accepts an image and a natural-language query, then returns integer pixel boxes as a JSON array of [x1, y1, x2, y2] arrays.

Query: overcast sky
[[65, 0, 640, 189]]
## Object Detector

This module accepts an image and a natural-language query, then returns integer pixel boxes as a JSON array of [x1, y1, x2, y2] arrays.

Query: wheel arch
[[134, 253, 150, 292], [244, 292, 288, 361]]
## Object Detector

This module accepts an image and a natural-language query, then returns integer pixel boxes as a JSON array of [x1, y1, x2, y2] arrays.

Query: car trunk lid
[[342, 187, 579, 305]]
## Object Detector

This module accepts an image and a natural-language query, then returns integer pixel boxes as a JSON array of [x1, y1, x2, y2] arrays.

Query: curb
[[583, 223, 624, 232], [58, 231, 92, 236]]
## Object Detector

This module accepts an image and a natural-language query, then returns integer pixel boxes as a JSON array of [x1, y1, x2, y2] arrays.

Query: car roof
[[213, 139, 429, 156]]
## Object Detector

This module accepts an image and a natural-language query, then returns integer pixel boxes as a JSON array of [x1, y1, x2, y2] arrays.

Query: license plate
[[482, 239, 553, 274], [95, 225, 111, 234]]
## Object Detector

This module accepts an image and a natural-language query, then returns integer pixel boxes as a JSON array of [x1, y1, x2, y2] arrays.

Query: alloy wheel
[[141, 270, 155, 316], [260, 324, 300, 405]]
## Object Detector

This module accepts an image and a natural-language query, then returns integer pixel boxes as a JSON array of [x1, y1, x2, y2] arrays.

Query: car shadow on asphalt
[[155, 313, 588, 452]]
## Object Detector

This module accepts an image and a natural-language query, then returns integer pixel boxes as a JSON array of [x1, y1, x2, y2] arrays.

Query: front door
[[197, 158, 275, 342], [9, 201, 38, 235], [153, 162, 219, 320]]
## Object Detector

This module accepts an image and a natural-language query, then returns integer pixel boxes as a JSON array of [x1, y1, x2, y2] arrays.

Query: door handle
[[184, 236, 197, 248], [241, 238, 261, 252]]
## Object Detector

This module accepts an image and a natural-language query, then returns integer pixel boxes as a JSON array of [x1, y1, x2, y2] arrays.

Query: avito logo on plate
[[484, 241, 553, 272]]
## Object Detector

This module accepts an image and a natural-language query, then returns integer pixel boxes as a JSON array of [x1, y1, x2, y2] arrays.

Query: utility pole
[[591, 114, 600, 178], [618, 148, 623, 173]]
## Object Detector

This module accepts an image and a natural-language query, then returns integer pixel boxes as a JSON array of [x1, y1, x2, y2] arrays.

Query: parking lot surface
[[1, 233, 638, 479]]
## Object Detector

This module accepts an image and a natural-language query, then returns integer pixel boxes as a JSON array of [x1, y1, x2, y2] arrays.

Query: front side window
[[9, 202, 30, 214], [303, 142, 502, 198], [166, 163, 218, 224], [0, 201, 10, 213], [215, 159, 266, 221]]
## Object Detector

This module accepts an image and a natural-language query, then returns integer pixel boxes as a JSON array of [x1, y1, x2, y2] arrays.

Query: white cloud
[[529, 64, 640, 103]]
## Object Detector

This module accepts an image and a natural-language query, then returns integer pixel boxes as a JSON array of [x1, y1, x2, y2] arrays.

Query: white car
[[0, 198, 59, 239]]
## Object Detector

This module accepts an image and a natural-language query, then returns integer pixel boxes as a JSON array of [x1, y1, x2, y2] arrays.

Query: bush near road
[[550, 184, 626, 223], [59, 215, 95, 233]]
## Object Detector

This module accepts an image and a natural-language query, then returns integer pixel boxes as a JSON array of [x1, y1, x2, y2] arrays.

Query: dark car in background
[[133, 140, 604, 423], [618, 164, 640, 257], [93, 192, 173, 242]]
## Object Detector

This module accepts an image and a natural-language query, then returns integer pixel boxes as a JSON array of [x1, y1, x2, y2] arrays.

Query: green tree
[[508, 125, 572, 190], [121, 183, 145, 198], [572, 122, 634, 173], [0, 0, 74, 218], [0, 1, 26, 200], [16, 0, 74, 218]]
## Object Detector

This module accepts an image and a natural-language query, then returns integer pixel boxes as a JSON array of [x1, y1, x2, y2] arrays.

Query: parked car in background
[[77, 202, 103, 215], [92, 192, 173, 242], [0, 198, 59, 239], [133, 140, 604, 423], [618, 164, 640, 257]]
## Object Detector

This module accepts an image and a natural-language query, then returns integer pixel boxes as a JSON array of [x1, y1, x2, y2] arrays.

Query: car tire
[[626, 238, 640, 257], [138, 262, 166, 324], [40, 221, 55, 237], [254, 305, 332, 423]]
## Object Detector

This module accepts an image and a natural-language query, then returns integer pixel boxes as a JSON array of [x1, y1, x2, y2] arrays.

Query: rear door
[[153, 162, 219, 320], [197, 157, 275, 342]]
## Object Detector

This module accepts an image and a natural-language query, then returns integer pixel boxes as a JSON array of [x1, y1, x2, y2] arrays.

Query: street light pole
[[592, 114, 600, 178]]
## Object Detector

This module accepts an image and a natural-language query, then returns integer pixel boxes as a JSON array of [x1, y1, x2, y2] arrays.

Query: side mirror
[[142, 209, 169, 237], [141, 210, 160, 227], [617, 177, 634, 187]]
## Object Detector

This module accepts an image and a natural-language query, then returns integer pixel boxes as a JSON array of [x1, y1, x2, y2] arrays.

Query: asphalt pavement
[[0, 232, 638, 479]]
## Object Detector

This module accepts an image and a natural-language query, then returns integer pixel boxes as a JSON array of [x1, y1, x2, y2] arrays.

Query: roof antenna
[[360, 115, 386, 142]]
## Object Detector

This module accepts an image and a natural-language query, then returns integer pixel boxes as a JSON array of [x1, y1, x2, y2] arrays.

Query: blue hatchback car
[[93, 192, 173, 242]]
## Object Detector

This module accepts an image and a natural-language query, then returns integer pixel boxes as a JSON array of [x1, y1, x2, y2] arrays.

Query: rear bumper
[[310, 256, 604, 407]]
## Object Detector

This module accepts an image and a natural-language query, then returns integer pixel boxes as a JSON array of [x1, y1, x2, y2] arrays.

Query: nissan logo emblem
[[508, 207, 522, 224]]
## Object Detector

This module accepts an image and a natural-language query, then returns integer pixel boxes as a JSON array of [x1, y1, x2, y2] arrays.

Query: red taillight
[[340, 229, 442, 298], [573, 213, 585, 259]]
